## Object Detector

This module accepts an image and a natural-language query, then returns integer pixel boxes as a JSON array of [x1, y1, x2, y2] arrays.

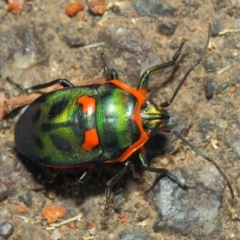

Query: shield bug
[[8, 23, 234, 209]]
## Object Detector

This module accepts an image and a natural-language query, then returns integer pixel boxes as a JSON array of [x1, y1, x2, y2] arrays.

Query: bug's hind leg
[[7, 77, 74, 93], [105, 161, 131, 209]]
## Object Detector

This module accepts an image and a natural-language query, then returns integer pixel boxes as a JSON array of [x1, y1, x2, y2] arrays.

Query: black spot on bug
[[41, 123, 52, 132], [50, 134, 73, 153], [41, 122, 71, 132], [32, 108, 41, 123], [35, 136, 44, 149], [48, 99, 69, 120]]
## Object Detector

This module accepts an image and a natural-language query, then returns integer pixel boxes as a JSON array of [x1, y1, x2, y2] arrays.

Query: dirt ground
[[1, 0, 240, 239]]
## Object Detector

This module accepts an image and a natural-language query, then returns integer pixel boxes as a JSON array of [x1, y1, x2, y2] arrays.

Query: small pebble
[[0, 222, 14, 239], [158, 22, 176, 36], [204, 79, 215, 99], [63, 36, 85, 48], [50, 229, 62, 240], [88, 0, 106, 15]]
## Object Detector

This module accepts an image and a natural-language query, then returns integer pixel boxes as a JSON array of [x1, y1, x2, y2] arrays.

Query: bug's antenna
[[173, 129, 234, 199], [163, 128, 234, 200], [162, 24, 235, 200]]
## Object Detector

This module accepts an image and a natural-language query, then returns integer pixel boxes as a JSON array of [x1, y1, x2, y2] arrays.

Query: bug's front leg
[[137, 39, 186, 96], [101, 53, 119, 80], [138, 147, 188, 190]]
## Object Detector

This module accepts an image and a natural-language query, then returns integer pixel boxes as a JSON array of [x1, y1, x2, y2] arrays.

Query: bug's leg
[[137, 39, 186, 96], [77, 171, 88, 183], [139, 148, 188, 190], [163, 127, 235, 199], [138, 24, 211, 98], [7, 77, 74, 94], [101, 52, 119, 80], [76, 164, 94, 183], [105, 161, 131, 209]]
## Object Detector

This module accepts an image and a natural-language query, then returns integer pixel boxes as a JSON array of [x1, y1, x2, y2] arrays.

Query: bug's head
[[141, 100, 170, 136]]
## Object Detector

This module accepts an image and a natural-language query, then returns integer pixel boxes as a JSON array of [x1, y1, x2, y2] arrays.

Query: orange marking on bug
[[138, 88, 147, 97], [77, 96, 95, 114], [82, 128, 99, 151]]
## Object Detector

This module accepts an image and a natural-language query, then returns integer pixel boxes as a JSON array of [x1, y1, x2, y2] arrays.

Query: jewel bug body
[[15, 80, 150, 167], [10, 24, 234, 208]]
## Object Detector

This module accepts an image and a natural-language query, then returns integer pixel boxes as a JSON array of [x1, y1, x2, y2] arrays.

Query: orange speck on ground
[[230, 86, 237, 94], [42, 205, 65, 223], [17, 202, 27, 213], [65, 2, 84, 17], [5, 203, 12, 210], [88, 220, 96, 228], [119, 213, 126, 223], [131, 13, 137, 18], [7, 0, 24, 14], [69, 222, 77, 229]]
